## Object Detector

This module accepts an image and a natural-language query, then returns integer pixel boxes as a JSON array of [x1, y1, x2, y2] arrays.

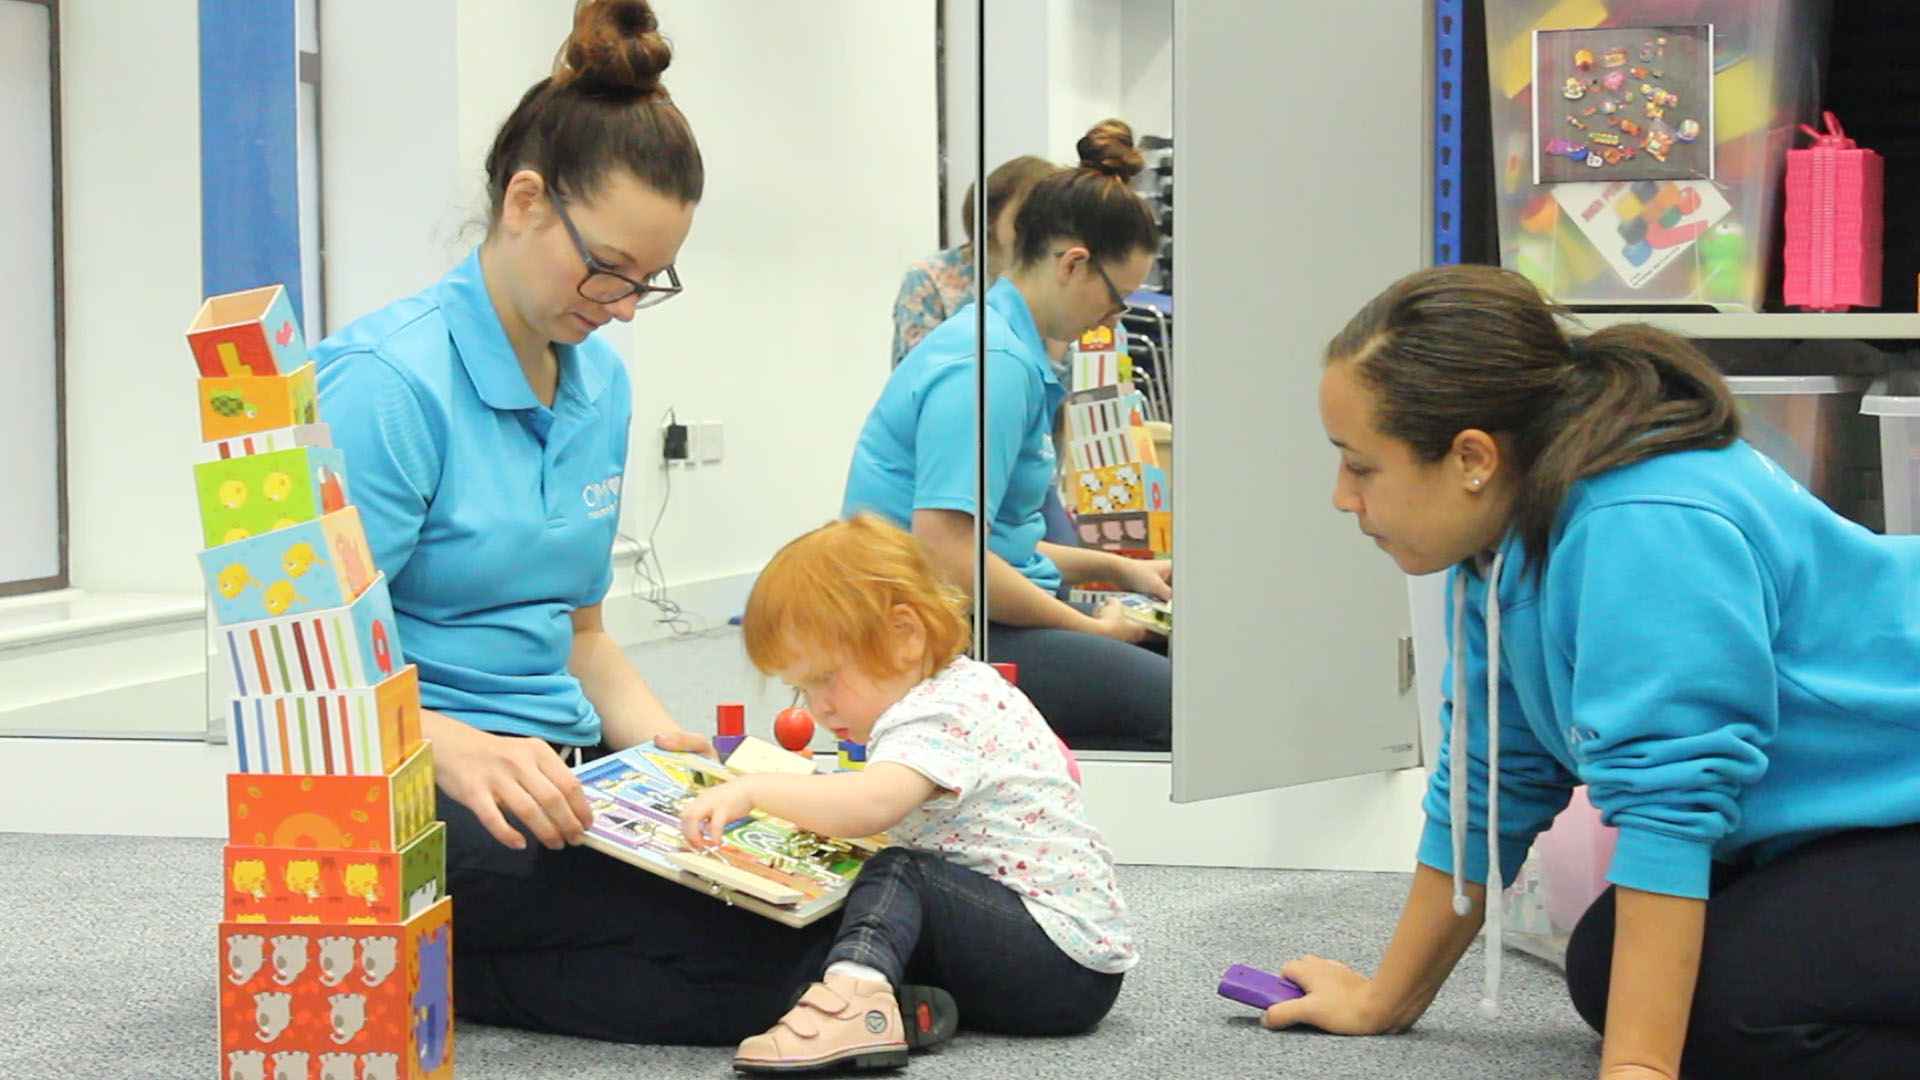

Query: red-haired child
[[680, 514, 1136, 1072]]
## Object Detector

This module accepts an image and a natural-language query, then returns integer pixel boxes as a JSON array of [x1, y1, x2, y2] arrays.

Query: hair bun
[[1077, 118, 1144, 180], [555, 0, 673, 99]]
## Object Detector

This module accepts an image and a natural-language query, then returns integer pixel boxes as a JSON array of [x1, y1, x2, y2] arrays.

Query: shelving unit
[[1568, 312, 1920, 340]]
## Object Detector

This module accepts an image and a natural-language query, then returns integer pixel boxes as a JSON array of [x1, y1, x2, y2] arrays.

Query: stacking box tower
[[1061, 324, 1171, 558], [189, 285, 456, 1080]]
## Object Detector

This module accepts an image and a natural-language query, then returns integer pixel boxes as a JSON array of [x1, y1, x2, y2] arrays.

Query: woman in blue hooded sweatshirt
[[1265, 264, 1920, 1080]]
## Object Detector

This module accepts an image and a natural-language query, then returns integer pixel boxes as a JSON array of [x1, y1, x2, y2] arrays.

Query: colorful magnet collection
[[1549, 35, 1701, 170]]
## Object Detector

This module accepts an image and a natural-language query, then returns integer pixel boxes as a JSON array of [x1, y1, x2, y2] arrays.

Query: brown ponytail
[[484, 0, 702, 217], [1012, 118, 1159, 267], [1326, 264, 1739, 569]]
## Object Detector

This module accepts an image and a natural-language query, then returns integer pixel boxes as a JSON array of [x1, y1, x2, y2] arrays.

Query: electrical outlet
[[693, 420, 724, 464], [662, 421, 689, 462]]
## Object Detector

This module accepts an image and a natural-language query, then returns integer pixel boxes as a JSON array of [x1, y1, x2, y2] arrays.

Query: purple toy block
[[1218, 964, 1304, 1009]]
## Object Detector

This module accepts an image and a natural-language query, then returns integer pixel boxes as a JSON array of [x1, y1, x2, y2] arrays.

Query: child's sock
[[825, 960, 890, 986]]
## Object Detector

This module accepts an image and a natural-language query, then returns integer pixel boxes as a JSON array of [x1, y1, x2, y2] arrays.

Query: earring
[[1470, 477, 1485, 491]]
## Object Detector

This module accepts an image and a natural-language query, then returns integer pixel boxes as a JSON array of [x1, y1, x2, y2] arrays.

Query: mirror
[[970, 0, 1176, 754]]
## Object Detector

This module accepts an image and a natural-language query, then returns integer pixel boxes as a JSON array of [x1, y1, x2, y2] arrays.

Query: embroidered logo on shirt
[[582, 474, 623, 519]]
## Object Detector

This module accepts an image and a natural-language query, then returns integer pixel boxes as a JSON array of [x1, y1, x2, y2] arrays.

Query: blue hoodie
[[1423, 439, 1920, 913]]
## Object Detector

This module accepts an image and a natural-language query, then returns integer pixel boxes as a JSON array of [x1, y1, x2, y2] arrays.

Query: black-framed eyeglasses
[[1054, 248, 1128, 320], [550, 193, 683, 308]]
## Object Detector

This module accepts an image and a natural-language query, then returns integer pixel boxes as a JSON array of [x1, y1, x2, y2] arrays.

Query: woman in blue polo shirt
[[844, 119, 1173, 751], [1264, 264, 1920, 1080], [313, 1, 833, 1046]]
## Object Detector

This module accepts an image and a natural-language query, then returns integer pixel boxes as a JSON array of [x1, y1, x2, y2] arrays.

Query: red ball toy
[[773, 706, 815, 752]]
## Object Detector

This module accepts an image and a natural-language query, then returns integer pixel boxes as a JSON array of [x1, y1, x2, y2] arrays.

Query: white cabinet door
[[1171, 0, 1427, 801]]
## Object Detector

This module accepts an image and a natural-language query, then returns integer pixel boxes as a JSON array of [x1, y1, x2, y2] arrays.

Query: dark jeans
[[986, 621, 1171, 751], [441, 789, 835, 1046], [827, 847, 1125, 1036], [1565, 823, 1920, 1080]]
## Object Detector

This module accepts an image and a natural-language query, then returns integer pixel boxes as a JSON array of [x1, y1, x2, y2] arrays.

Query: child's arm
[[679, 764, 939, 848], [1598, 886, 1703, 1080]]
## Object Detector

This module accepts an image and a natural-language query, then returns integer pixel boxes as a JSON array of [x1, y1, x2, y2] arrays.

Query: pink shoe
[[733, 974, 955, 1073]]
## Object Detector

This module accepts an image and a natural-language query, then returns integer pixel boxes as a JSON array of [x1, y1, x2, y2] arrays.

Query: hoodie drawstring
[[1449, 550, 1508, 1020]]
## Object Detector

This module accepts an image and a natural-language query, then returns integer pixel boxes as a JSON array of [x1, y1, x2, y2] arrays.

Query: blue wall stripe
[[199, 0, 302, 317], [1433, 0, 1465, 266]]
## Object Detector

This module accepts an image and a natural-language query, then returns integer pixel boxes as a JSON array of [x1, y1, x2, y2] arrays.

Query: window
[[0, 0, 66, 597]]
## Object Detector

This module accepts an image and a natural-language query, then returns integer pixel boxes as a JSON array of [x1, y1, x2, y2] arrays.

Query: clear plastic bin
[[1729, 375, 1875, 523], [1862, 378, 1920, 534], [1484, 0, 1828, 310], [1504, 787, 1616, 967]]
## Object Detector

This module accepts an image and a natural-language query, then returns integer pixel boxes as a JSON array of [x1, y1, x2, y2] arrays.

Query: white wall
[[61, 0, 207, 596], [319, 0, 467, 334], [327, 0, 939, 597], [1045, 0, 1124, 155], [612, 1, 938, 589], [1117, 0, 1172, 142]]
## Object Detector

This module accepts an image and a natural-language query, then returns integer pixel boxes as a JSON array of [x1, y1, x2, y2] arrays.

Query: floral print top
[[868, 656, 1138, 973], [890, 246, 977, 367]]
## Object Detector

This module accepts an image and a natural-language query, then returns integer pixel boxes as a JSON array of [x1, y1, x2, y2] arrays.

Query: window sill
[[0, 588, 205, 652]]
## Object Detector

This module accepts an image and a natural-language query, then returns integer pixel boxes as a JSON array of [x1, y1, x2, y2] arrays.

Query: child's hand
[[679, 778, 759, 851]]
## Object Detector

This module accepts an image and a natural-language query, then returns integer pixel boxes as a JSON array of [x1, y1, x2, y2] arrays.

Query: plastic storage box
[[1484, 0, 1827, 310], [1862, 378, 1920, 534], [1729, 375, 1876, 524]]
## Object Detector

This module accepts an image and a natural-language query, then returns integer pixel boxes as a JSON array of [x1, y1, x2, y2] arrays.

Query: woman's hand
[[653, 728, 716, 759], [679, 777, 762, 851], [1261, 956, 1396, 1035], [426, 713, 593, 851], [1114, 556, 1173, 601], [1090, 597, 1152, 644]]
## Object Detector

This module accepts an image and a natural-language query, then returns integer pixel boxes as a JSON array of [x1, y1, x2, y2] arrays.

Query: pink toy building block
[[1783, 112, 1884, 313]]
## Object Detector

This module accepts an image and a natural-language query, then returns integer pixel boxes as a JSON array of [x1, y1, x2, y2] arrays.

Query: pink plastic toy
[[1783, 112, 1884, 312]]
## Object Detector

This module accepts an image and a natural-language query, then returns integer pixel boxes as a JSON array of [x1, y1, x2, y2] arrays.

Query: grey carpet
[[0, 833, 1599, 1080]]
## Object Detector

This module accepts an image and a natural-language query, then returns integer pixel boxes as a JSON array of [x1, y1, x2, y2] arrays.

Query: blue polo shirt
[[313, 249, 632, 745], [843, 278, 1065, 595]]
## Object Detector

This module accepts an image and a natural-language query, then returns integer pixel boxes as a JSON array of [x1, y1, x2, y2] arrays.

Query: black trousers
[[1565, 823, 1920, 1080], [827, 847, 1124, 1036], [985, 621, 1171, 751], [440, 790, 835, 1046]]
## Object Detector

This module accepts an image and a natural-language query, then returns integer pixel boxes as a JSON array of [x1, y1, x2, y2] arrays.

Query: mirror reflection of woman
[[314, 0, 837, 1046], [890, 155, 1056, 368], [846, 120, 1172, 752]]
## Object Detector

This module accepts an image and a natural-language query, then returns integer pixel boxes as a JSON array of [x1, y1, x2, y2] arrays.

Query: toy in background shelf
[[1482, 0, 1828, 310], [1782, 112, 1885, 312], [190, 283, 456, 1078], [1063, 325, 1171, 558]]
